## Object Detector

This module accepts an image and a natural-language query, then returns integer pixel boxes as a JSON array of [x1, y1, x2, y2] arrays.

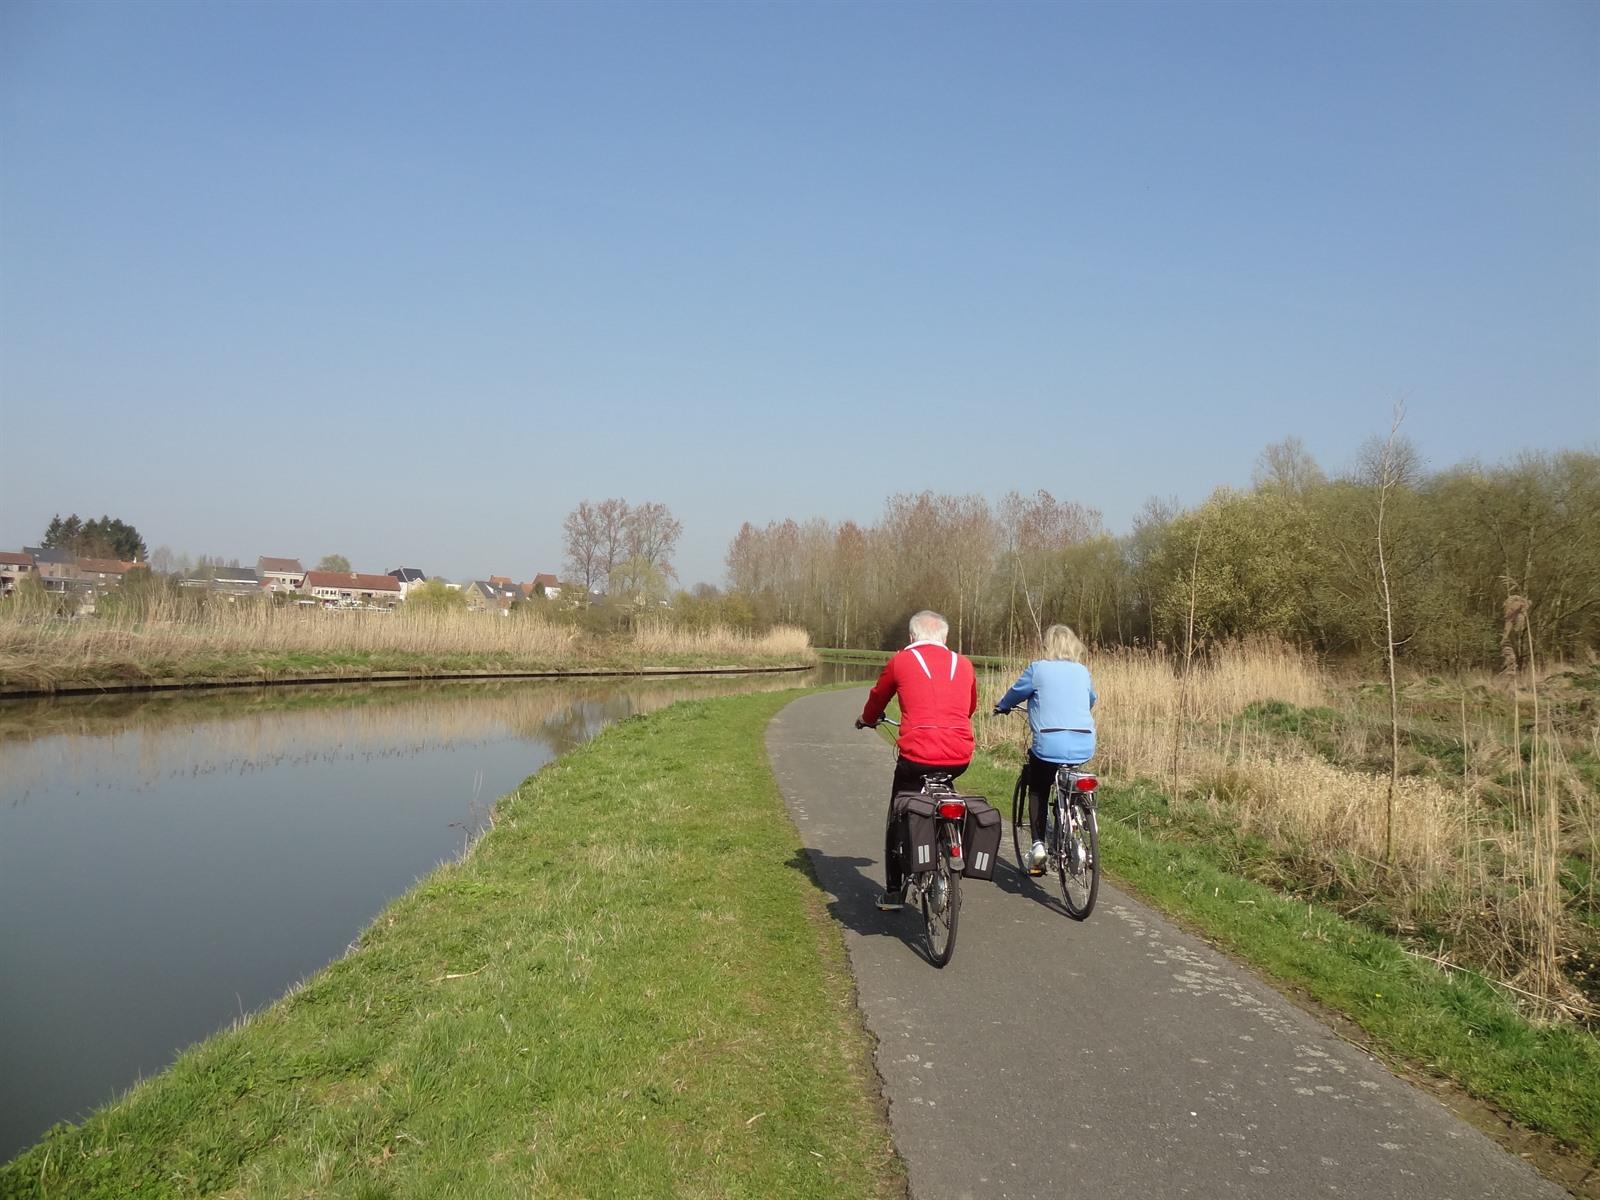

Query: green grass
[[957, 753, 1600, 1158], [1, 692, 902, 1199]]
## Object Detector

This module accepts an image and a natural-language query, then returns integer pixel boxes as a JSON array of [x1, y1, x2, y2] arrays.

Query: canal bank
[[0, 679, 900, 1196]]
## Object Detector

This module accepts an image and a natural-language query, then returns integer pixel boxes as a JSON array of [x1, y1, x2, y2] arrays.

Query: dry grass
[[975, 639, 1600, 1015], [0, 596, 813, 691], [975, 637, 1325, 780]]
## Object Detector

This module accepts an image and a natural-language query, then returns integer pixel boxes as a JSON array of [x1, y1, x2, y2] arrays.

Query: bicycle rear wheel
[[1057, 798, 1100, 919], [922, 855, 960, 967]]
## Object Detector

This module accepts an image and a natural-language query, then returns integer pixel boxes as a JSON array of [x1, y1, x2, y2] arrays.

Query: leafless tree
[[1357, 402, 1416, 865], [625, 501, 683, 579]]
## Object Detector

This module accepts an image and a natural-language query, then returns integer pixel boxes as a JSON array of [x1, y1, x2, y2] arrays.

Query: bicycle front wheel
[[922, 857, 961, 967], [1057, 799, 1100, 920], [1010, 768, 1032, 880]]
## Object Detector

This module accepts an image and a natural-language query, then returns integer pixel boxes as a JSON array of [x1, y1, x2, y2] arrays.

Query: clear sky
[[2, 0, 1595, 587]]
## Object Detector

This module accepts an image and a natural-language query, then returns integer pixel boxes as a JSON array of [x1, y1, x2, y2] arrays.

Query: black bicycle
[[1010, 757, 1100, 919], [859, 717, 965, 967]]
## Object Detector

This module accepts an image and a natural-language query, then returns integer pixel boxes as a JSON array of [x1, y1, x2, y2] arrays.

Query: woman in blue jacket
[[994, 624, 1097, 874]]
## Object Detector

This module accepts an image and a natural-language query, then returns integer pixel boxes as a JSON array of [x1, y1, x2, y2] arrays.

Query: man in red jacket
[[856, 610, 978, 909]]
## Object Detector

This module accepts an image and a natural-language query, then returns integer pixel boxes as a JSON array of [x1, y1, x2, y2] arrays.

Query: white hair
[[1043, 623, 1086, 662], [908, 610, 949, 645]]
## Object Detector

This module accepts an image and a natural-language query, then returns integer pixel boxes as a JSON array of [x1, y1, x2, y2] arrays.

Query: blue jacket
[[995, 660, 1097, 764]]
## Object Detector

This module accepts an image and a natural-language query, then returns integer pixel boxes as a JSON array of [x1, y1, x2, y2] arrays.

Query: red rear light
[[937, 801, 967, 819], [1074, 776, 1098, 792], [949, 844, 962, 857]]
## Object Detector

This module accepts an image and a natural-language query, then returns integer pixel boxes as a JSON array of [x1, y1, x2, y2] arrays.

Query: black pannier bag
[[892, 793, 939, 874], [960, 797, 1002, 880]]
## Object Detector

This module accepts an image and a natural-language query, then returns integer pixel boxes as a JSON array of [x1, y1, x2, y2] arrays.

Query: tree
[[609, 555, 669, 608], [41, 513, 147, 561], [564, 499, 680, 592], [624, 501, 683, 580], [404, 579, 467, 612], [1252, 436, 1325, 493], [1356, 403, 1417, 866], [316, 554, 351, 573]]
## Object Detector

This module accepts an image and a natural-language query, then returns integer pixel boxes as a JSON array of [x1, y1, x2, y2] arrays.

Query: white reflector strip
[[917, 844, 931, 864], [908, 647, 932, 679], [975, 852, 990, 872]]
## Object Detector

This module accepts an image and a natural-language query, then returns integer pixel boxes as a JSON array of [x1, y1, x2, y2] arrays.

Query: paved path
[[766, 688, 1566, 1200]]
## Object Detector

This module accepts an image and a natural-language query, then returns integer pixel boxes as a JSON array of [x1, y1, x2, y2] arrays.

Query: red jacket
[[860, 642, 978, 766]]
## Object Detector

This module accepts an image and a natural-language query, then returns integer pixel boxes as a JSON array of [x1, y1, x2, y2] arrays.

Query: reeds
[[0, 593, 813, 690]]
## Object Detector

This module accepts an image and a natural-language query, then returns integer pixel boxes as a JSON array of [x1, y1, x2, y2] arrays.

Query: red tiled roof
[[259, 557, 304, 574], [76, 558, 136, 574], [532, 573, 560, 588], [0, 551, 35, 567], [302, 571, 401, 592]]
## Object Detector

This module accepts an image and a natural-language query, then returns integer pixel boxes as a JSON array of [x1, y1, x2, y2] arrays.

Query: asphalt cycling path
[[766, 688, 1565, 1200]]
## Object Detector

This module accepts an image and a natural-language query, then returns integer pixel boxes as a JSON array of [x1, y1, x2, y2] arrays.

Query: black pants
[[1025, 752, 1074, 844], [884, 758, 969, 891]]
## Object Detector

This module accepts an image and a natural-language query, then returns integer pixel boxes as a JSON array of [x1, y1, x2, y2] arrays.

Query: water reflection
[[0, 663, 874, 1160]]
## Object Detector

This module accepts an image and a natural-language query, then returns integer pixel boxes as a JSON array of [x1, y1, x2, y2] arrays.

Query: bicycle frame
[[1052, 765, 1096, 873]]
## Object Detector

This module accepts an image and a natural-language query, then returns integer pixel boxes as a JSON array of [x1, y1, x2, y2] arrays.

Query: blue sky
[[2, 0, 1595, 587]]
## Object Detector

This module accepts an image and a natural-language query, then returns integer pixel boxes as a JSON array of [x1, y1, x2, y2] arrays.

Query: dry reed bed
[[0, 603, 814, 689], [976, 641, 1598, 1009]]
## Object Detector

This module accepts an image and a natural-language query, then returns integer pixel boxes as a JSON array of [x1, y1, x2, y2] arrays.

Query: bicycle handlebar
[[856, 717, 900, 729]]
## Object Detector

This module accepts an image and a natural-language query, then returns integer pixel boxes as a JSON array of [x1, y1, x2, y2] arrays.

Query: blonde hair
[[908, 610, 949, 645], [1042, 624, 1086, 662]]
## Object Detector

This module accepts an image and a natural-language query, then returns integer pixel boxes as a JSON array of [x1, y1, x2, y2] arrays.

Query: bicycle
[[1009, 754, 1100, 920], [857, 717, 966, 967]]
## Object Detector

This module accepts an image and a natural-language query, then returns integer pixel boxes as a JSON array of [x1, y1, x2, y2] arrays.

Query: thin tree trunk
[[1172, 528, 1203, 801], [1374, 402, 1405, 867]]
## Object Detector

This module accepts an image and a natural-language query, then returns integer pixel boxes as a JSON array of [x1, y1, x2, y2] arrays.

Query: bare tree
[[1252, 436, 1325, 493], [564, 498, 647, 593], [1357, 402, 1417, 866], [625, 501, 683, 579], [595, 499, 630, 585], [562, 501, 605, 592]]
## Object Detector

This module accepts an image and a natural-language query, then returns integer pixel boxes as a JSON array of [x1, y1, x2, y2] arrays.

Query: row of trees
[[723, 442, 1600, 670], [42, 513, 148, 562], [562, 498, 683, 603]]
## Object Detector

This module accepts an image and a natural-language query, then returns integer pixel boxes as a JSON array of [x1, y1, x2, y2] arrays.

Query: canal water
[[0, 663, 877, 1159]]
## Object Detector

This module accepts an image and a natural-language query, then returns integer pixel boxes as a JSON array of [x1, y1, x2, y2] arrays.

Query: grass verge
[[0, 692, 902, 1199], [956, 753, 1600, 1161]]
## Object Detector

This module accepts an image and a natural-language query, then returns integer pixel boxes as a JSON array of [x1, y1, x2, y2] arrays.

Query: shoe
[[1029, 840, 1048, 876], [876, 889, 906, 911]]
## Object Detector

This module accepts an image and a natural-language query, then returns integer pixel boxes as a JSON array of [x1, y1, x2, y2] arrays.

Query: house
[[258, 557, 305, 592], [0, 550, 36, 597], [23, 546, 77, 592], [531, 573, 563, 600], [302, 570, 403, 607], [74, 558, 138, 588], [210, 565, 261, 597], [387, 567, 427, 598], [462, 579, 522, 613]]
